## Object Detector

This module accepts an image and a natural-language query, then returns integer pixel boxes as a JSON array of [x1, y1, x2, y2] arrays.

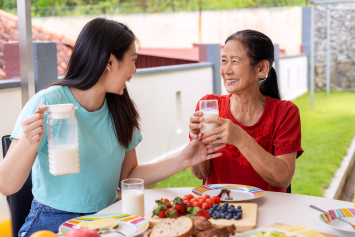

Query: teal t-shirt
[[11, 86, 142, 213]]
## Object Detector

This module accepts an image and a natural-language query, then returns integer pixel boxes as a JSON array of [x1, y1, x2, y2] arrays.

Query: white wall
[[0, 66, 213, 164], [0, 56, 308, 163], [128, 66, 213, 164], [32, 6, 302, 55], [0, 87, 22, 154], [279, 55, 308, 101]]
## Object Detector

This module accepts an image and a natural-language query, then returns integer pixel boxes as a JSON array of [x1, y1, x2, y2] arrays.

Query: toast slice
[[78, 218, 121, 231], [150, 216, 194, 237]]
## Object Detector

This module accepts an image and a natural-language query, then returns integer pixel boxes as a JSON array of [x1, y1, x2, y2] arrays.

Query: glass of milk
[[46, 104, 80, 176], [121, 178, 145, 217], [199, 100, 219, 134]]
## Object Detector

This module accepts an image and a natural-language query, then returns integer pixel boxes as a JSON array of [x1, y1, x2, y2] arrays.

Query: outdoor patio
[[1, 0, 355, 237]]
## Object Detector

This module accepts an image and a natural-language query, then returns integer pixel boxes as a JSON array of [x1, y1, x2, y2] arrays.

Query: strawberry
[[187, 207, 211, 219], [172, 197, 186, 215], [158, 208, 168, 218], [185, 203, 193, 213], [152, 203, 168, 218], [155, 199, 168, 206], [165, 208, 180, 218]]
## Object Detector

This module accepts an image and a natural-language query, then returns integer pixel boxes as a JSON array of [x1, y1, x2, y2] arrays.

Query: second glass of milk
[[199, 100, 219, 134], [121, 178, 145, 217]]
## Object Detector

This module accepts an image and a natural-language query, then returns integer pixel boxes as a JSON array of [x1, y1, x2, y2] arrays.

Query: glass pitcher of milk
[[121, 179, 145, 217], [46, 104, 80, 176], [199, 100, 219, 133], [0, 195, 12, 237]]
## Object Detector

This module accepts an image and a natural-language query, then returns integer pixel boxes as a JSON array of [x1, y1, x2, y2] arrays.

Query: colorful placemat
[[192, 184, 265, 199], [59, 213, 149, 236], [320, 208, 355, 224]]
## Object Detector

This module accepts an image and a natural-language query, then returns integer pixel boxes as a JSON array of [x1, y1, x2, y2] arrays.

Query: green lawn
[[147, 91, 355, 197]]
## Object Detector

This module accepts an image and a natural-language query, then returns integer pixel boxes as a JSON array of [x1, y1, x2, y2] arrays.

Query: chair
[[202, 179, 291, 193], [2, 135, 33, 237]]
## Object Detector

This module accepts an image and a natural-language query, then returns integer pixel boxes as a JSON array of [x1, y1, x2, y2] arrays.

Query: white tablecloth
[[97, 188, 354, 237]]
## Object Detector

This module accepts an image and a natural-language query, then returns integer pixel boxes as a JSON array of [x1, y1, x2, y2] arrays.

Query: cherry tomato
[[199, 199, 205, 204], [162, 198, 169, 203], [202, 194, 211, 200], [193, 202, 202, 208], [206, 198, 215, 206], [184, 194, 194, 200], [202, 203, 211, 210], [190, 198, 196, 203], [211, 196, 221, 204], [195, 197, 201, 202], [183, 199, 190, 204]]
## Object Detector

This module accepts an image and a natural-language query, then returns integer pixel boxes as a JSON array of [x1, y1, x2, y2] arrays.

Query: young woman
[[0, 18, 224, 236], [189, 30, 303, 192]]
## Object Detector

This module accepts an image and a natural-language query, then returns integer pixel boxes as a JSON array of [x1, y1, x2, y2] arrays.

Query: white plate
[[58, 213, 149, 236], [233, 227, 299, 236], [328, 217, 355, 233], [319, 208, 355, 234], [192, 184, 265, 202]]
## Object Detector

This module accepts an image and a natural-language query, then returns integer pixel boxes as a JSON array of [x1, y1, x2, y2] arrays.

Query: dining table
[[97, 188, 354, 237]]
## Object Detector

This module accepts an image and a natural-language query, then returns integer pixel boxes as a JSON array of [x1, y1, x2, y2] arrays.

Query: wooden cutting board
[[145, 202, 257, 232]]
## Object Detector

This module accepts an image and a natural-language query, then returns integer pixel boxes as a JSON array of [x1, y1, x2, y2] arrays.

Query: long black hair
[[225, 30, 281, 100], [48, 18, 140, 148]]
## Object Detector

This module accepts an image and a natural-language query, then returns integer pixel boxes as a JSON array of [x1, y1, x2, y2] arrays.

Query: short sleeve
[[125, 129, 143, 152], [11, 93, 49, 153], [273, 103, 303, 158]]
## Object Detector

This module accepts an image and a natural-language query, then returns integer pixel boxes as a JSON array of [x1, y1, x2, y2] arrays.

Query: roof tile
[[0, 9, 74, 80]]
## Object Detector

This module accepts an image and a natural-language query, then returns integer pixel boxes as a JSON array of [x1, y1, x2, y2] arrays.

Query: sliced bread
[[78, 218, 121, 231], [150, 216, 194, 237]]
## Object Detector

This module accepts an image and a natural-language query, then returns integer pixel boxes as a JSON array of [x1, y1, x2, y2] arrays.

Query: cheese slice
[[78, 218, 121, 231]]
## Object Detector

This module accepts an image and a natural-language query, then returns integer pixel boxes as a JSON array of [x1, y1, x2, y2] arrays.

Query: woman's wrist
[[232, 125, 247, 148]]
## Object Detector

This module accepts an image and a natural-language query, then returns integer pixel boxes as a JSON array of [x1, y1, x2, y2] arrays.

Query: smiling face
[[102, 42, 137, 95], [220, 40, 266, 95]]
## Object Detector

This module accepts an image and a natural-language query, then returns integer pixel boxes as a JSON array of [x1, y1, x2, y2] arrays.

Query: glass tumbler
[[121, 178, 145, 217]]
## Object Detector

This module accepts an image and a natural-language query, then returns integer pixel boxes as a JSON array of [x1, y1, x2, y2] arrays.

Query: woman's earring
[[260, 75, 263, 78]]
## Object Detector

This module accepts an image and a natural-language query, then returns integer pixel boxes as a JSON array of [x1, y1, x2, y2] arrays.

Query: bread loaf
[[150, 216, 194, 237]]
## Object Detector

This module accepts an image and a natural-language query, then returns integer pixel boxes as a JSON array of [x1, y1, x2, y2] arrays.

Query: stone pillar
[[199, 44, 221, 95], [4, 41, 58, 93]]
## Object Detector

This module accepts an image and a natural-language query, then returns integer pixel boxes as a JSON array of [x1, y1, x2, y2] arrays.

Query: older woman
[[189, 30, 303, 192]]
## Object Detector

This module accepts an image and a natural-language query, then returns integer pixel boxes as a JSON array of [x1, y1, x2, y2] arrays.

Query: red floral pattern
[[192, 94, 303, 193]]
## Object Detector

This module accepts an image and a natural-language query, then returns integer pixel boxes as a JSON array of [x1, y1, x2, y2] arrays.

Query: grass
[[147, 91, 355, 197]]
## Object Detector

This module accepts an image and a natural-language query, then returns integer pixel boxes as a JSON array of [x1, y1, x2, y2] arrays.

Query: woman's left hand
[[180, 137, 226, 168], [201, 117, 242, 147]]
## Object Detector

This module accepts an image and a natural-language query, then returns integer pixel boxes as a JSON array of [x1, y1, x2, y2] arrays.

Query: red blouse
[[193, 94, 303, 192]]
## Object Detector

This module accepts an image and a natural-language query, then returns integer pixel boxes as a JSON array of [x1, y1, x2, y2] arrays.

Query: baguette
[[150, 216, 194, 237]]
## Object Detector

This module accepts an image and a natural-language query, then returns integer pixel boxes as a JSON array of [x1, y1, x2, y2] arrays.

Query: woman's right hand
[[189, 111, 204, 139], [22, 103, 48, 144]]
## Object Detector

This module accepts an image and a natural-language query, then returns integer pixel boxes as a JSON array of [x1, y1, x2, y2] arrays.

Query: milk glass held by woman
[[189, 30, 304, 192], [0, 18, 225, 237]]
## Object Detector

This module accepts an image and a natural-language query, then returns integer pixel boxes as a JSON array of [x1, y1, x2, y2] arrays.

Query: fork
[[98, 228, 126, 236], [310, 205, 355, 229]]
